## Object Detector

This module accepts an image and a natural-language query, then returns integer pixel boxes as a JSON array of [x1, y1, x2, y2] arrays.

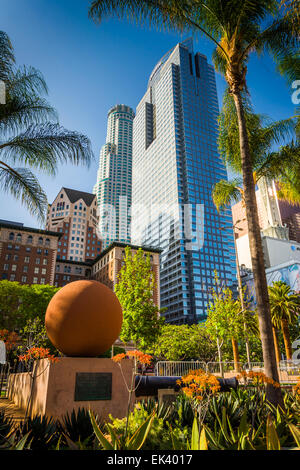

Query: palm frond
[[6, 66, 49, 99], [0, 31, 15, 82], [0, 97, 58, 137], [0, 123, 93, 175], [0, 163, 47, 222], [212, 178, 243, 212]]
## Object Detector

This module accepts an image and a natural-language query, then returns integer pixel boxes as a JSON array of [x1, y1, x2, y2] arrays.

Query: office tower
[[132, 39, 236, 324], [46, 187, 101, 262], [93, 104, 135, 249], [232, 177, 300, 243]]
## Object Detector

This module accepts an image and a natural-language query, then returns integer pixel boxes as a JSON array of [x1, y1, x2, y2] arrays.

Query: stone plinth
[[8, 357, 134, 420]]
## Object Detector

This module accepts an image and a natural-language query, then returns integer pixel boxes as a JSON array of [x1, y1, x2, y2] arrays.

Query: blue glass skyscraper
[[132, 39, 236, 324]]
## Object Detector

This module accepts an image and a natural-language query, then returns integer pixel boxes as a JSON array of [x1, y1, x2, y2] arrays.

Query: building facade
[[0, 221, 60, 285], [91, 242, 161, 307], [232, 177, 300, 243], [54, 259, 93, 288], [131, 39, 236, 324], [93, 104, 135, 249], [46, 188, 101, 262]]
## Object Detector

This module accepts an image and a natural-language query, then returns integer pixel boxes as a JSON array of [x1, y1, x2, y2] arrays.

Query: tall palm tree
[[88, 0, 299, 405], [212, 90, 299, 212], [0, 31, 93, 222], [269, 281, 300, 360]]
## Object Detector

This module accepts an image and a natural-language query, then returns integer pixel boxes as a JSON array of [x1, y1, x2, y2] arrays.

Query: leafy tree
[[88, 0, 300, 406], [147, 323, 217, 362], [205, 283, 258, 371], [0, 281, 59, 331], [115, 247, 164, 350], [0, 31, 93, 222], [0, 280, 23, 330], [268, 281, 300, 360]]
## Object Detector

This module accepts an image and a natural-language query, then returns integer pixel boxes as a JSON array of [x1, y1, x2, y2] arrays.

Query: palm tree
[[88, 0, 299, 406], [212, 90, 299, 212], [269, 281, 300, 360], [0, 31, 93, 222]]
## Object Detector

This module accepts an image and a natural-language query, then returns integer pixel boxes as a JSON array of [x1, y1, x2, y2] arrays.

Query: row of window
[[8, 233, 51, 246]]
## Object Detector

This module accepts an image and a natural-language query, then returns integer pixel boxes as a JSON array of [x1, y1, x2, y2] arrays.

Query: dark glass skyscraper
[[132, 39, 236, 324]]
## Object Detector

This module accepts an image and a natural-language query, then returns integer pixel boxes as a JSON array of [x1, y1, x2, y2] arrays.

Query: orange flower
[[112, 350, 152, 365], [178, 369, 221, 402], [18, 347, 59, 363], [237, 370, 280, 388]]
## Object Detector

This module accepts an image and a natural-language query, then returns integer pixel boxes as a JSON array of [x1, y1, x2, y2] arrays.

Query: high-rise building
[[46, 187, 101, 262], [93, 104, 135, 249], [131, 39, 236, 324]]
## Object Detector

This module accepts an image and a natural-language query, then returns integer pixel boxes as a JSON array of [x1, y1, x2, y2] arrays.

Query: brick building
[[0, 221, 60, 285], [54, 259, 92, 288], [46, 187, 102, 262], [91, 242, 161, 307]]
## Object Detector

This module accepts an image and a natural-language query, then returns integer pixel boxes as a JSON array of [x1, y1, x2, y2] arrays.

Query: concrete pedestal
[[8, 357, 134, 420]]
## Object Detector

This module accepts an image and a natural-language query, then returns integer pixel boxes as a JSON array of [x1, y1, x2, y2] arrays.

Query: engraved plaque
[[74, 372, 112, 401]]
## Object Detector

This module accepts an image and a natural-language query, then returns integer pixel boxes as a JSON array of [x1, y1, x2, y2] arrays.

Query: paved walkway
[[0, 398, 25, 425]]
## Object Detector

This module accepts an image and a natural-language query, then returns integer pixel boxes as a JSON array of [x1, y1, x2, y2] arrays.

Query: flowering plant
[[236, 370, 280, 389], [18, 347, 59, 364], [177, 369, 221, 402], [0, 329, 20, 352]]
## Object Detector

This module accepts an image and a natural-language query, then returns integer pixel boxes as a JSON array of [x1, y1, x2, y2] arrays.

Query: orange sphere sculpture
[[45, 280, 123, 357]]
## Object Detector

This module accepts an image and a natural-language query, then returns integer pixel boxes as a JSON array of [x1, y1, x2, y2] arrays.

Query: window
[[27, 235, 33, 244], [33, 277, 38, 284], [16, 234, 22, 242], [38, 237, 43, 245], [23, 266, 28, 273], [24, 256, 30, 263], [43, 259, 48, 266], [40, 278, 45, 284], [34, 267, 39, 274], [21, 276, 27, 283], [10, 274, 15, 281], [9, 233, 14, 240], [11, 265, 17, 272], [41, 268, 46, 275], [45, 239, 50, 247], [3, 264, 9, 271]]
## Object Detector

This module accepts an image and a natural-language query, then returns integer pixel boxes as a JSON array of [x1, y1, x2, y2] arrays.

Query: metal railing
[[154, 360, 300, 383], [0, 362, 11, 398], [155, 361, 206, 377], [206, 362, 244, 377]]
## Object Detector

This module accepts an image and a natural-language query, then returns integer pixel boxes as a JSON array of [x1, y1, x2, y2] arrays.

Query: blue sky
[[1, 0, 296, 228]]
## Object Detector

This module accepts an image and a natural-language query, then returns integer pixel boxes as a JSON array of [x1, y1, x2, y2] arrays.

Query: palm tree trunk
[[232, 90, 283, 407], [272, 327, 281, 364], [281, 319, 292, 360], [231, 337, 241, 372]]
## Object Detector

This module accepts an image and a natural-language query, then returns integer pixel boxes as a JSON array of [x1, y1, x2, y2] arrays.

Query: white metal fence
[[154, 361, 206, 377], [154, 360, 300, 382]]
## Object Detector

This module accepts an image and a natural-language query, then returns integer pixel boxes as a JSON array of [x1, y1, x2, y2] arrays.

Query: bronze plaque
[[74, 372, 112, 401]]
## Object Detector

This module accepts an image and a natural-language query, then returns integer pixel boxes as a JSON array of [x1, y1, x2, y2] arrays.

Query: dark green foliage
[[0, 410, 13, 446], [58, 408, 104, 447], [16, 415, 58, 450]]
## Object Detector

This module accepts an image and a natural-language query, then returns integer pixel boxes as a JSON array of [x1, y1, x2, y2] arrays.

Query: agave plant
[[58, 408, 104, 448], [16, 415, 58, 450], [89, 409, 155, 450]]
